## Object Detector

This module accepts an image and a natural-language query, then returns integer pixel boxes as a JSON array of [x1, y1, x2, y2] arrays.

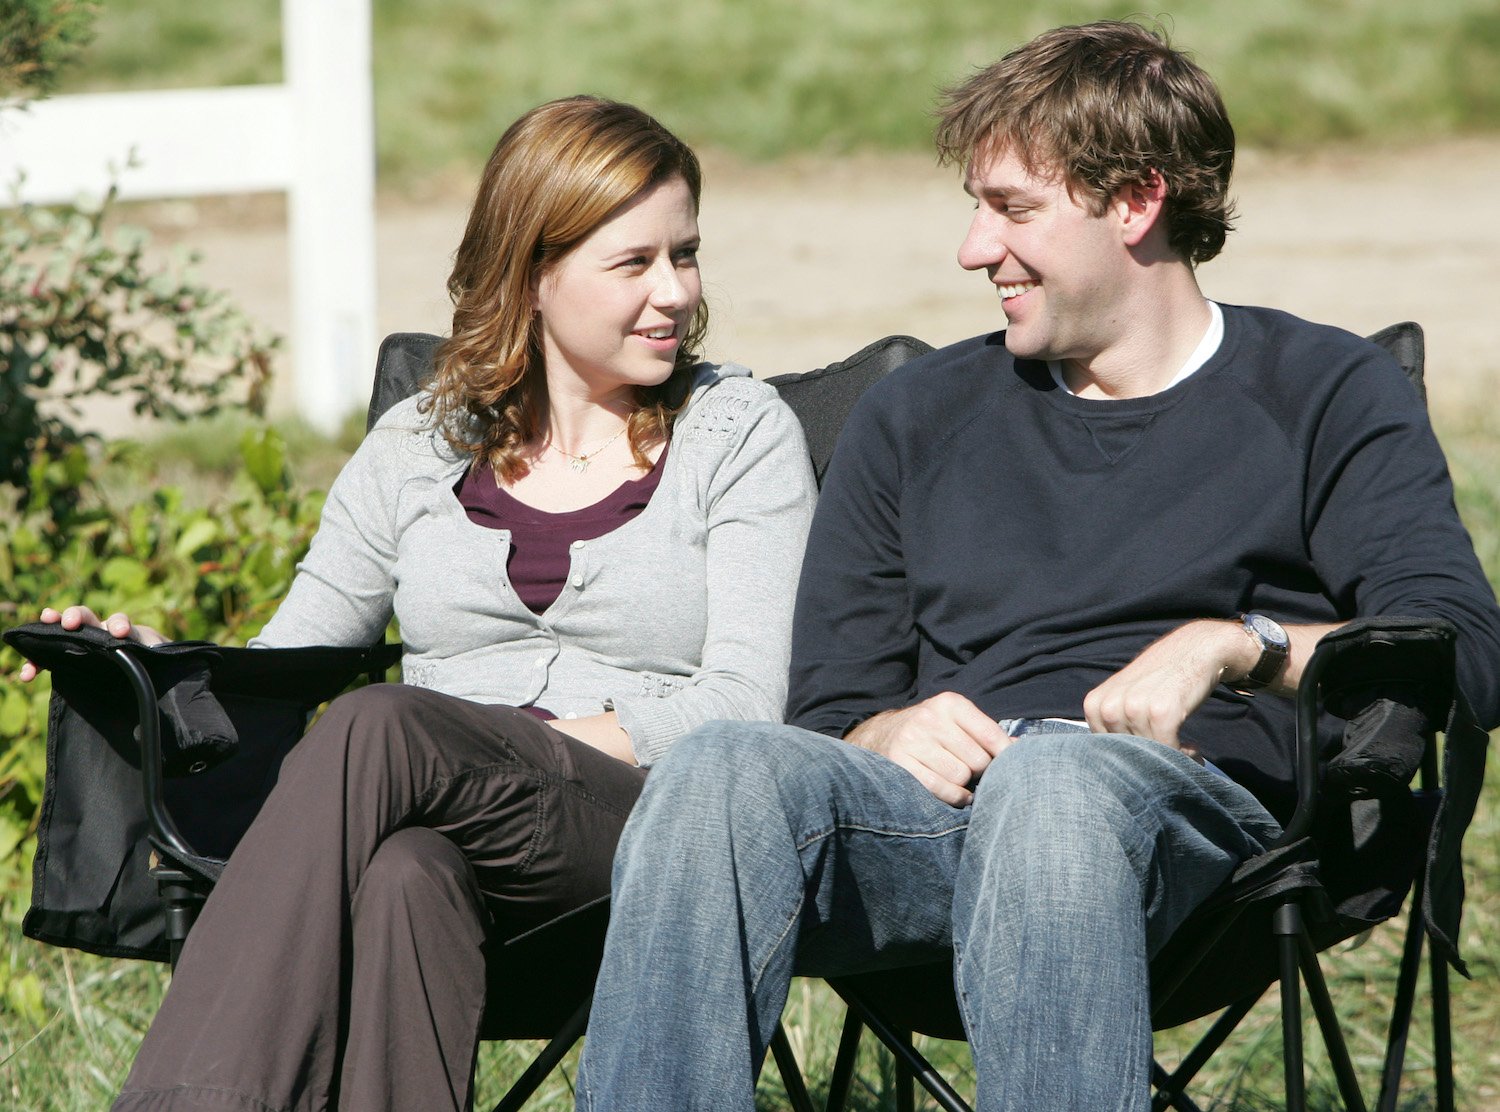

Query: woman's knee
[[355, 827, 482, 923], [315, 683, 445, 738]]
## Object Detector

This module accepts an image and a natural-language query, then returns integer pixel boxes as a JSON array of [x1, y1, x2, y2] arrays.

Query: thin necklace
[[548, 424, 627, 473]]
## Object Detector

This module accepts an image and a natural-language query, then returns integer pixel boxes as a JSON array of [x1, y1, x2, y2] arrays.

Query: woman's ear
[[1114, 169, 1168, 248]]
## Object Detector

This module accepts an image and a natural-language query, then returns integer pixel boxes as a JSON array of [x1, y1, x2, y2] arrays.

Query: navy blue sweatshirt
[[787, 306, 1500, 819]]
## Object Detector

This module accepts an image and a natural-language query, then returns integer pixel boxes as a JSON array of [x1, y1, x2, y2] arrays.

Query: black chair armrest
[[1275, 616, 1456, 848], [4, 623, 402, 865]]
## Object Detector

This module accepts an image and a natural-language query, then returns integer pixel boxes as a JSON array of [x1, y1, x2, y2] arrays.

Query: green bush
[[0, 0, 293, 875], [0, 0, 95, 98], [0, 179, 278, 494], [0, 428, 324, 872]]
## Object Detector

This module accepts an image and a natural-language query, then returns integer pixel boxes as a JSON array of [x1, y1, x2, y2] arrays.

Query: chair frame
[[15, 323, 1466, 1112]]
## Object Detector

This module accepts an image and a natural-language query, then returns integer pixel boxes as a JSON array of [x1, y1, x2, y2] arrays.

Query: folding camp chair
[[785, 322, 1489, 1112], [5, 328, 845, 1112]]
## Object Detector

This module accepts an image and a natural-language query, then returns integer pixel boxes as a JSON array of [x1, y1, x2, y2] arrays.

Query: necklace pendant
[[570, 457, 590, 474]]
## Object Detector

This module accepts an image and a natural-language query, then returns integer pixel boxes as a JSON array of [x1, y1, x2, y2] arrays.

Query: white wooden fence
[[0, 0, 377, 433]]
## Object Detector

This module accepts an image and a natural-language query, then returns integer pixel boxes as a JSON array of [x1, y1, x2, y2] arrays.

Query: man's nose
[[957, 212, 1006, 272]]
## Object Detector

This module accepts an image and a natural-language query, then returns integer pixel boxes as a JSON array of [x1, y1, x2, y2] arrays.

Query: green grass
[[50, 0, 1500, 188]]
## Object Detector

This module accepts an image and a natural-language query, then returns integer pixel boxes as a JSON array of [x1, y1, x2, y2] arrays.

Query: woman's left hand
[[549, 712, 637, 765]]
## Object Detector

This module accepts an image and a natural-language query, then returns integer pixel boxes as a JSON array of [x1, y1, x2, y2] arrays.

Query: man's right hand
[[15, 606, 166, 683], [845, 692, 1012, 807]]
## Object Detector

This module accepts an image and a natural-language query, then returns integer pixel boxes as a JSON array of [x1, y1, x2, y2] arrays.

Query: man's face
[[957, 146, 1129, 370]]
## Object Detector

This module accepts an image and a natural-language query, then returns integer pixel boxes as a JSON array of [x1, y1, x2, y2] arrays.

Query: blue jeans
[[575, 721, 1281, 1111]]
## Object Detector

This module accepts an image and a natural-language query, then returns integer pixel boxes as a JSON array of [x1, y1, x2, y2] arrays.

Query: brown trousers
[[112, 684, 647, 1112]]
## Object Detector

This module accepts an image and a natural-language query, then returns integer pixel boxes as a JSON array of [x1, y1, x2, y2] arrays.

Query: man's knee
[[971, 733, 1159, 850], [625, 722, 839, 845], [647, 722, 824, 794]]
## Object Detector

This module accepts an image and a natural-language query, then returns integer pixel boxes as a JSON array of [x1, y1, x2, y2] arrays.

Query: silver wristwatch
[[1237, 612, 1290, 690]]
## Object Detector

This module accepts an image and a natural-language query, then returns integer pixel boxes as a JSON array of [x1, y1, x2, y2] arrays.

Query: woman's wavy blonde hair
[[421, 96, 708, 479]]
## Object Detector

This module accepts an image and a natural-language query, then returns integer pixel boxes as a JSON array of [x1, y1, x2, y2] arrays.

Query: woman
[[24, 96, 816, 1111]]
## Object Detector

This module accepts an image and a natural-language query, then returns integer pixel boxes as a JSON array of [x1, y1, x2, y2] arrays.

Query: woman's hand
[[15, 605, 167, 683], [549, 712, 637, 765]]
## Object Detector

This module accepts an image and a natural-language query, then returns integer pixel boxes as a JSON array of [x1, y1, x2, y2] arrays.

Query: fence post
[[283, 0, 379, 431]]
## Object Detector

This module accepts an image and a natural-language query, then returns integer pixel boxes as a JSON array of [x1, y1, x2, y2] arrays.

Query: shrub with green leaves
[[0, 427, 323, 873], [0, 180, 278, 493], [0, 0, 95, 99]]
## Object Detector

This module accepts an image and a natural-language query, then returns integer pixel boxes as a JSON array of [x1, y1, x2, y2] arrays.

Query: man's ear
[[1114, 170, 1168, 248]]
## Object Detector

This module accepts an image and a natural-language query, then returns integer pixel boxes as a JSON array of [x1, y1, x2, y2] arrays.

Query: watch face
[[1246, 612, 1290, 649]]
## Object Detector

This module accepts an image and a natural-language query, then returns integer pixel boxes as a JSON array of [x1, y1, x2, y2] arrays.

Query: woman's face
[[533, 174, 702, 401]]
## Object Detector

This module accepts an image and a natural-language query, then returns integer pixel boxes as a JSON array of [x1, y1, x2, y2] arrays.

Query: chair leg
[[894, 1030, 914, 1112], [1431, 947, 1454, 1112], [839, 991, 973, 1112], [769, 1022, 817, 1112], [1274, 902, 1307, 1112], [1378, 895, 1428, 1112], [1151, 995, 1257, 1112], [1296, 932, 1367, 1112], [1151, 1061, 1208, 1112], [824, 1010, 865, 1112], [487, 996, 591, 1112], [150, 864, 208, 971]]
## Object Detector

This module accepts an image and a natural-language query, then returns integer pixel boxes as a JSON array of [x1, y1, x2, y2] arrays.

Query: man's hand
[[845, 692, 1011, 807], [1083, 620, 1253, 753]]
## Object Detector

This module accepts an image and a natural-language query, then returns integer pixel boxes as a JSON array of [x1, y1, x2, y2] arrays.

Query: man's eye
[[675, 247, 700, 265]]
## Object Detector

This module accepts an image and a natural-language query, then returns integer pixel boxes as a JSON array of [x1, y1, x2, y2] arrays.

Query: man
[[575, 21, 1500, 1110]]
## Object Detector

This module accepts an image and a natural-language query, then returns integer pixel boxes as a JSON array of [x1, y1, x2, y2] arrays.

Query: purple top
[[455, 445, 669, 718]]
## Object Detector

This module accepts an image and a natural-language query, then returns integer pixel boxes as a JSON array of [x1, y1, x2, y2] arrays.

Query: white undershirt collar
[[1048, 301, 1223, 397]]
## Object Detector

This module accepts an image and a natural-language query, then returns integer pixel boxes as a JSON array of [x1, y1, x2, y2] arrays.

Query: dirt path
[[148, 138, 1500, 423]]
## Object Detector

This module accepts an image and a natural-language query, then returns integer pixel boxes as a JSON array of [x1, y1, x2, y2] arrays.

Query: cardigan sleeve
[[611, 388, 817, 765], [249, 417, 416, 650]]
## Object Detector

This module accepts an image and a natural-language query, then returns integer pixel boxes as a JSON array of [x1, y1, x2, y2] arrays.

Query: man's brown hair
[[936, 21, 1235, 264]]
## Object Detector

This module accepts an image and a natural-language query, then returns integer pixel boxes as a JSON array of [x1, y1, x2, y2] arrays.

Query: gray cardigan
[[252, 364, 817, 765]]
